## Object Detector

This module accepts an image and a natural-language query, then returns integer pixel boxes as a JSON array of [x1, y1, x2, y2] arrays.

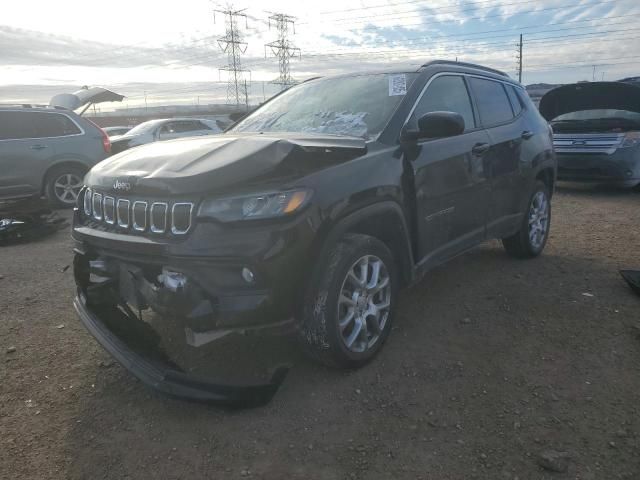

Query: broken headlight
[[198, 189, 311, 222]]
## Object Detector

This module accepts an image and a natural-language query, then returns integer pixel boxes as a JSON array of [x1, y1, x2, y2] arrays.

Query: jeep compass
[[72, 60, 556, 406]]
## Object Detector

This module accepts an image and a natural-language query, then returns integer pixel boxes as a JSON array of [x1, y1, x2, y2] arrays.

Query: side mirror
[[417, 111, 465, 139]]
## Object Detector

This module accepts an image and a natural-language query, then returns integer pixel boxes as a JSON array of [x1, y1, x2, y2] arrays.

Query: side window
[[196, 121, 212, 130], [32, 112, 81, 137], [0, 111, 38, 140], [506, 85, 523, 116], [160, 123, 177, 134], [177, 120, 205, 132], [468, 77, 514, 126], [411, 75, 476, 131]]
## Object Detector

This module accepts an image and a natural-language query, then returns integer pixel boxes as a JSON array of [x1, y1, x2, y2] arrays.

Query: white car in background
[[110, 118, 221, 154], [103, 126, 132, 138]]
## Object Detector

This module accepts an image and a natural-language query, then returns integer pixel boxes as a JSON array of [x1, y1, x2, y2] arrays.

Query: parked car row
[[0, 107, 224, 207]]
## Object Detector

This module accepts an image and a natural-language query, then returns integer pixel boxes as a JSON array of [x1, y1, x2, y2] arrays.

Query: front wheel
[[502, 180, 551, 258], [298, 234, 398, 369]]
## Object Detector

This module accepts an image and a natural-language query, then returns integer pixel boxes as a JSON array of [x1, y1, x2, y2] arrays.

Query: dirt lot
[[1, 184, 639, 480]]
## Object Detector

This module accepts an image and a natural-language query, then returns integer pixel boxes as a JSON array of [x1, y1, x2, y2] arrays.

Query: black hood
[[539, 81, 640, 121], [85, 132, 367, 196]]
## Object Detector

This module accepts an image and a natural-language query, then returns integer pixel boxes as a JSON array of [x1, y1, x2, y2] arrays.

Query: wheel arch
[[535, 166, 556, 198], [41, 160, 89, 194], [313, 201, 416, 287]]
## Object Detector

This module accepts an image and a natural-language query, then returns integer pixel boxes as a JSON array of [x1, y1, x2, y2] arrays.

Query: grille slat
[[103, 196, 115, 224], [132, 201, 147, 232], [117, 199, 130, 228], [150, 202, 168, 233], [92, 193, 103, 220], [84, 192, 192, 236]]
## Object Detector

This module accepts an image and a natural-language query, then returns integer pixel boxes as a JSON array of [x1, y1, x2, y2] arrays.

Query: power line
[[301, 0, 626, 29], [264, 13, 301, 89], [214, 6, 250, 105]]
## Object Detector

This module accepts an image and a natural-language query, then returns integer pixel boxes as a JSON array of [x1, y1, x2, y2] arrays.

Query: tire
[[502, 180, 551, 258], [298, 233, 398, 369], [44, 165, 86, 209]]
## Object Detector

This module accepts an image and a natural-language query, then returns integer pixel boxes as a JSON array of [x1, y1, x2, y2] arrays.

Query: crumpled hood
[[85, 132, 367, 196], [539, 81, 640, 121]]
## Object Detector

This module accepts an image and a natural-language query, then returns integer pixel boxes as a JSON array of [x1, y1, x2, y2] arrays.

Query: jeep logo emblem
[[113, 179, 131, 191]]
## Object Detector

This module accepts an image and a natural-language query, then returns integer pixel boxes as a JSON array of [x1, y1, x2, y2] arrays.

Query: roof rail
[[421, 60, 509, 78]]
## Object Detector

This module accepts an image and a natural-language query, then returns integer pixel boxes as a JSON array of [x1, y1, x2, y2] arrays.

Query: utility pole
[[215, 6, 250, 105], [516, 34, 523, 83], [264, 13, 301, 90]]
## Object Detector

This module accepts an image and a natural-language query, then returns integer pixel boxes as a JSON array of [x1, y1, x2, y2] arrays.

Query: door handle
[[521, 130, 534, 140], [30, 144, 48, 150], [471, 143, 490, 155]]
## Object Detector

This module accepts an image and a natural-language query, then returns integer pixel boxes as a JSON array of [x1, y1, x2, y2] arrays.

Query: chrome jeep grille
[[83, 188, 193, 235]]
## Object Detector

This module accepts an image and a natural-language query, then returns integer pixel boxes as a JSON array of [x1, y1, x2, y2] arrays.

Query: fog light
[[242, 267, 255, 284], [626, 170, 633, 177]]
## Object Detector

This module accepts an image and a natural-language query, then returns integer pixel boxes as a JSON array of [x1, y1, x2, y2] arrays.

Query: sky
[[2, 0, 640, 109]]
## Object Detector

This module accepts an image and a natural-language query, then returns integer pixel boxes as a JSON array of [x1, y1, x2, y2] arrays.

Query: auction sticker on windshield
[[388, 74, 407, 96]]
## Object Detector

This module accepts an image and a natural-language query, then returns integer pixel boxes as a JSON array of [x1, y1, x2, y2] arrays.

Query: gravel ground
[[1, 184, 639, 480]]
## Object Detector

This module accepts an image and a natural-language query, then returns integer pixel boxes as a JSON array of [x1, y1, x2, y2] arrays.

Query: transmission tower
[[215, 6, 250, 105], [264, 13, 301, 89]]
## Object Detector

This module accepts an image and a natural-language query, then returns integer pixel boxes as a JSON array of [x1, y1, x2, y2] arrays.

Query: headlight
[[621, 131, 640, 148], [198, 189, 311, 221]]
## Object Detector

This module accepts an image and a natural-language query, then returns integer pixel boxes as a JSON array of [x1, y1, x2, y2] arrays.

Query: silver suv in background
[[109, 118, 222, 154], [540, 81, 640, 188], [0, 105, 112, 207]]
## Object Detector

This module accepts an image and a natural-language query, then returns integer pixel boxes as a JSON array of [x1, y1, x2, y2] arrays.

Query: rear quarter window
[[469, 77, 514, 127], [506, 85, 524, 116]]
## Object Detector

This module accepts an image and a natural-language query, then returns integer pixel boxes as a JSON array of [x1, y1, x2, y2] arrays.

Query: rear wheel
[[44, 165, 85, 208], [298, 234, 398, 368], [502, 180, 551, 258]]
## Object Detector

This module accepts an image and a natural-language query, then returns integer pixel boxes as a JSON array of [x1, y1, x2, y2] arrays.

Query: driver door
[[405, 74, 492, 265]]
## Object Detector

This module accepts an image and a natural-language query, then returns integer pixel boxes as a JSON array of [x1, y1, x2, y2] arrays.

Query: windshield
[[230, 73, 417, 139], [554, 109, 640, 123]]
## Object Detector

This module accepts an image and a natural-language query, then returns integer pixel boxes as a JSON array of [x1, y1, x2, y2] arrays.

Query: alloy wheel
[[337, 255, 392, 353], [53, 173, 83, 205], [528, 190, 549, 250]]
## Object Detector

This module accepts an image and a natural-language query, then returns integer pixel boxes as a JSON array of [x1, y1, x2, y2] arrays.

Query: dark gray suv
[[72, 60, 556, 405], [0, 105, 111, 207]]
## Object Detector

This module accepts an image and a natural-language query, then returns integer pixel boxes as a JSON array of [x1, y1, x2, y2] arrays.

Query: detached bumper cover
[[73, 293, 288, 407]]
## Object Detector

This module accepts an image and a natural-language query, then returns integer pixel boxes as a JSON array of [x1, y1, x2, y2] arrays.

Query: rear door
[[405, 74, 492, 264], [0, 111, 51, 199], [467, 77, 525, 237]]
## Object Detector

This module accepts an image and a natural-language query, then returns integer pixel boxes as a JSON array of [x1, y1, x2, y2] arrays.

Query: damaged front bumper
[[72, 249, 295, 407], [74, 292, 288, 407]]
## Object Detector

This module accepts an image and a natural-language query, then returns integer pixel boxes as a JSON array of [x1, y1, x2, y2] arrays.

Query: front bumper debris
[[74, 292, 288, 407]]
